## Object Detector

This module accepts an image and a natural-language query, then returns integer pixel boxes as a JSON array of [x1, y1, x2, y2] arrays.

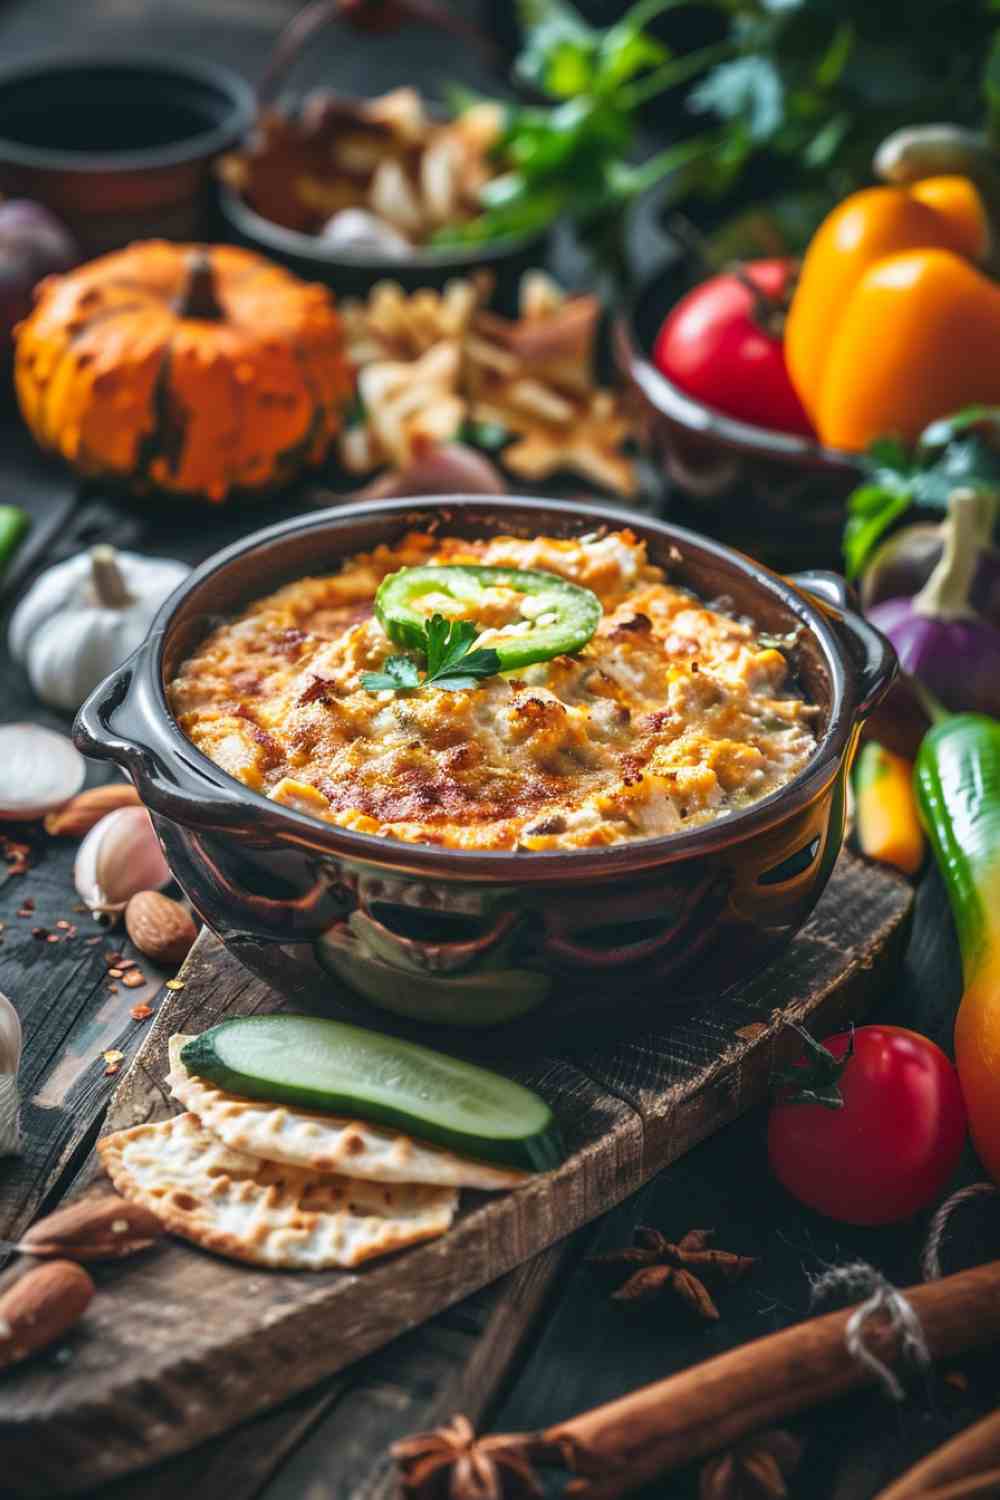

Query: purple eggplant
[[0, 201, 77, 364], [866, 489, 1000, 755]]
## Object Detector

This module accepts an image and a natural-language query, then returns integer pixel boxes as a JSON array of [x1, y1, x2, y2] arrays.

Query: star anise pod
[[588, 1227, 755, 1320], [699, 1430, 803, 1500], [392, 1414, 543, 1500]]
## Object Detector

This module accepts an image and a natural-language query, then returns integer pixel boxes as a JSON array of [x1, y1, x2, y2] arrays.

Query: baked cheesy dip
[[169, 530, 819, 851]]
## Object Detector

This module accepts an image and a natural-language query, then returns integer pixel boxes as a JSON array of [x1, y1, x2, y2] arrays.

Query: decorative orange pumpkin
[[14, 240, 352, 504]]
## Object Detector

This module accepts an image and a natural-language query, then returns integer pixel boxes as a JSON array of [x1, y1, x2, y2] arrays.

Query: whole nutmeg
[[0, 1260, 94, 1369], [124, 891, 197, 966]]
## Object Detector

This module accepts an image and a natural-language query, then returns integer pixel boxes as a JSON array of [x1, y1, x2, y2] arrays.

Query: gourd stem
[[90, 546, 134, 610], [913, 488, 995, 621], [176, 249, 224, 321]]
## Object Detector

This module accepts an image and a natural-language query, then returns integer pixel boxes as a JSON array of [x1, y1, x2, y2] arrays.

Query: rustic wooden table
[[0, 3, 998, 1498]]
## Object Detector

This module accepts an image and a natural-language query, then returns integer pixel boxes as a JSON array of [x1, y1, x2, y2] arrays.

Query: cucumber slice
[[180, 1016, 564, 1172]]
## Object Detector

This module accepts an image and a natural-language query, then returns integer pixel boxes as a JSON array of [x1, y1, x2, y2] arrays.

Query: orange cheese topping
[[169, 530, 818, 850]]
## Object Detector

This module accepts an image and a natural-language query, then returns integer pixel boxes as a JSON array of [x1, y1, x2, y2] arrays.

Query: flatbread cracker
[[166, 1035, 526, 1190], [97, 1113, 458, 1270]]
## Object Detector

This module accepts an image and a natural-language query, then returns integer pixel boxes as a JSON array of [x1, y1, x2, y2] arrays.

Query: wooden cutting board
[[0, 849, 912, 1495]]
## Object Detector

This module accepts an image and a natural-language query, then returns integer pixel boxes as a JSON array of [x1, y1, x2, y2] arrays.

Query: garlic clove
[[0, 991, 23, 1156], [0, 724, 86, 821], [74, 805, 170, 916]]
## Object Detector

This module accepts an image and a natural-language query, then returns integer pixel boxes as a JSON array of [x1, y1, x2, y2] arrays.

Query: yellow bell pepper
[[785, 176, 1000, 452]]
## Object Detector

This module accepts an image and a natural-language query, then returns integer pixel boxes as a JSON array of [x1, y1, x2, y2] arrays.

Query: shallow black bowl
[[75, 495, 894, 1040]]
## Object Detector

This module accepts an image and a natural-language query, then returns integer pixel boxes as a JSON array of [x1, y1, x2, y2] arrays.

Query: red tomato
[[767, 1026, 967, 1226], [653, 258, 814, 437]]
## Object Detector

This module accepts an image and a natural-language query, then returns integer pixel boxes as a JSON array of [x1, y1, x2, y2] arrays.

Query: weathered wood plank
[[0, 849, 911, 1495]]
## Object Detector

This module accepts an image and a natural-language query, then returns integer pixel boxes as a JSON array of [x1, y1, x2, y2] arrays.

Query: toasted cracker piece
[[98, 1113, 458, 1270], [166, 1036, 526, 1190]]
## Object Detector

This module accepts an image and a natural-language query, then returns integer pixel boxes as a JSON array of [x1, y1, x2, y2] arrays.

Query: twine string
[[810, 1261, 931, 1402], [921, 1182, 998, 1281]]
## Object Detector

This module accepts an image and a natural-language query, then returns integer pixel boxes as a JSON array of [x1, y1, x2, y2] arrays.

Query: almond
[[0, 1260, 94, 1369], [44, 783, 141, 837], [124, 891, 198, 966], [19, 1195, 162, 1262]]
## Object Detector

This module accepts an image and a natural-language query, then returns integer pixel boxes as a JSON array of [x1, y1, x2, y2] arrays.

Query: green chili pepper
[[0, 506, 29, 583], [914, 708, 1000, 1184], [375, 564, 602, 673]]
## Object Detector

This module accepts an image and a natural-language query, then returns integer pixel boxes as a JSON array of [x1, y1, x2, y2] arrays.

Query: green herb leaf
[[361, 656, 421, 694], [843, 407, 1000, 578], [363, 614, 501, 695]]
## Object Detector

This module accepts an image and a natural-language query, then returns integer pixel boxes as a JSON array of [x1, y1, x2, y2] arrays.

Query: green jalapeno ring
[[375, 564, 603, 673]]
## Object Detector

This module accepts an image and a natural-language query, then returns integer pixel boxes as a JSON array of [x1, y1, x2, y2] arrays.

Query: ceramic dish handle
[[74, 644, 262, 835], [788, 569, 897, 719]]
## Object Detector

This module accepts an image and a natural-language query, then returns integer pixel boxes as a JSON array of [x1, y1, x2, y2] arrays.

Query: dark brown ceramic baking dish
[[75, 496, 894, 1038]]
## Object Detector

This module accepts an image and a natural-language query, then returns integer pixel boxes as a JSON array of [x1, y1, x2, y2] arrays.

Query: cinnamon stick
[[531, 1262, 1000, 1500], [874, 1409, 1000, 1500]]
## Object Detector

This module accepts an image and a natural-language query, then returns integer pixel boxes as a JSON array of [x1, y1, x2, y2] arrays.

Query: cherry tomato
[[653, 258, 814, 438], [767, 1025, 967, 1226]]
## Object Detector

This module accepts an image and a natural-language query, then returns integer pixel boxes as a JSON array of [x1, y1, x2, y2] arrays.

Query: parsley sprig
[[361, 613, 501, 695]]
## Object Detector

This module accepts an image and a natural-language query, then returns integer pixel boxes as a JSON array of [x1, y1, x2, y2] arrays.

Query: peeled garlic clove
[[74, 805, 170, 915], [0, 723, 86, 821], [0, 992, 22, 1156], [319, 208, 412, 258]]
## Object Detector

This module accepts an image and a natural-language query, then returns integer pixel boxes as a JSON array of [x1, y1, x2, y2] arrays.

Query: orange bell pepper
[[785, 176, 1000, 452]]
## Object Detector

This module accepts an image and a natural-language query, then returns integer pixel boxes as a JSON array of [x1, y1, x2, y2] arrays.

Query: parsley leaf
[[362, 614, 501, 695], [360, 656, 420, 694]]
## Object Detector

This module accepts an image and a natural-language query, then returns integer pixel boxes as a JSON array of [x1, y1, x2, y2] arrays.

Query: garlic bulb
[[0, 723, 85, 820], [8, 544, 189, 711], [0, 994, 23, 1155], [74, 806, 170, 916]]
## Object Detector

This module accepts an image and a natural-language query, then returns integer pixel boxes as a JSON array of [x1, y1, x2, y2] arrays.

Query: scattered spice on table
[[1, 834, 31, 877], [588, 1227, 755, 1320], [699, 1430, 803, 1500]]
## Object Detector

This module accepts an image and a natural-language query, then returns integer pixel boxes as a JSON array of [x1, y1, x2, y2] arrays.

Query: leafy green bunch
[[683, 0, 1000, 238], [434, 0, 712, 247], [844, 408, 1000, 580], [441, 0, 1000, 257]]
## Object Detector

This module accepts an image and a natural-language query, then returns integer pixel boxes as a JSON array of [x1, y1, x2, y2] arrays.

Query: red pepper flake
[[121, 970, 145, 989], [1, 835, 31, 876], [17, 898, 35, 916], [104, 1063, 121, 1076], [46, 934, 61, 945], [130, 1003, 153, 1021], [32, 927, 49, 940], [117, 958, 138, 971], [104, 951, 123, 966]]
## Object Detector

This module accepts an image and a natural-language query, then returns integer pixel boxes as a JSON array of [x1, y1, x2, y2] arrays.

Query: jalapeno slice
[[375, 564, 602, 672]]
